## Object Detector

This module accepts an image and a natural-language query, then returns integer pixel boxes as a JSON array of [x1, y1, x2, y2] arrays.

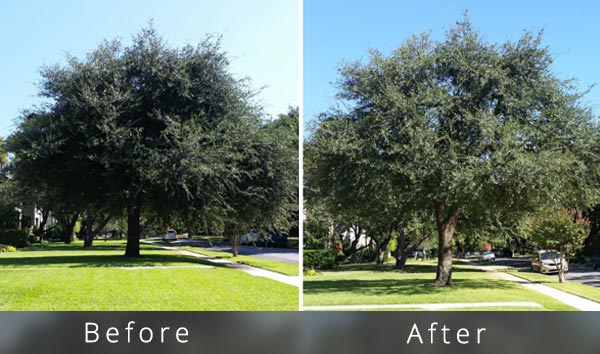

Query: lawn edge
[[177, 246, 298, 276], [506, 270, 600, 304]]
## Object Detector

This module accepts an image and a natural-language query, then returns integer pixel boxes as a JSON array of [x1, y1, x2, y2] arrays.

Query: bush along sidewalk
[[304, 249, 339, 271], [0, 229, 28, 248]]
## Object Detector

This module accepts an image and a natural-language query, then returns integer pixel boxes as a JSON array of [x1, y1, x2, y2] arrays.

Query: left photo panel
[[0, 0, 299, 310]]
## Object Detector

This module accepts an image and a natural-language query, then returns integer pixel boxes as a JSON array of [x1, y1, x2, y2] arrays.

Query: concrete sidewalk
[[494, 271, 600, 311], [462, 260, 600, 311], [148, 242, 300, 287], [304, 302, 543, 311]]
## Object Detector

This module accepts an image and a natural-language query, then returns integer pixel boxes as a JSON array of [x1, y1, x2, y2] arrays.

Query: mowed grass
[[0, 241, 297, 310], [303, 260, 575, 311], [507, 270, 600, 303], [178, 246, 299, 276]]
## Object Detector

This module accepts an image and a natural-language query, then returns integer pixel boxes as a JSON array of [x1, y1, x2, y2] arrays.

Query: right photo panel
[[303, 0, 600, 311]]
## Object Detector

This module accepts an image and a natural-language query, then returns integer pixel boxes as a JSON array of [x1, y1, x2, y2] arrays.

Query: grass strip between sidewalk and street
[[506, 270, 600, 303], [178, 246, 298, 276]]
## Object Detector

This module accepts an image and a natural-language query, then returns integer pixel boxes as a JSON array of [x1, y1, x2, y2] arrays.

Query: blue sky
[[0, 0, 298, 138], [304, 0, 600, 131]]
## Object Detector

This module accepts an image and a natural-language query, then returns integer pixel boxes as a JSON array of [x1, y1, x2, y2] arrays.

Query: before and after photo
[[1, 0, 600, 313]]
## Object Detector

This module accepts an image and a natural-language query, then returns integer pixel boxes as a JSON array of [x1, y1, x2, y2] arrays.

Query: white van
[[531, 250, 568, 274], [162, 229, 177, 242]]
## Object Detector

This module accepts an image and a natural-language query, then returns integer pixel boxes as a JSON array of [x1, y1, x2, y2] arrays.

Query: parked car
[[162, 229, 177, 242], [412, 249, 428, 260], [481, 251, 496, 262], [593, 251, 600, 270], [268, 231, 288, 248], [494, 248, 513, 258], [531, 250, 568, 274], [465, 251, 481, 259]]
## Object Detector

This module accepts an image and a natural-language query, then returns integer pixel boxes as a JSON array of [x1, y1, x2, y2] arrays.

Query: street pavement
[[490, 258, 600, 288], [171, 239, 299, 264]]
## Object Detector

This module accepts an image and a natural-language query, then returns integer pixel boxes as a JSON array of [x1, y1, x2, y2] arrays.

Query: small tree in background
[[528, 207, 590, 282]]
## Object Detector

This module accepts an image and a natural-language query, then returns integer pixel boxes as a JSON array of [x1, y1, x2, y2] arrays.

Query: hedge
[[0, 229, 29, 248], [304, 249, 338, 270]]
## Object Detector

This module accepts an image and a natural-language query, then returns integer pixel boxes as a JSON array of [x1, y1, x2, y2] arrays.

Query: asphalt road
[[492, 258, 600, 288], [174, 240, 299, 264], [211, 245, 299, 264]]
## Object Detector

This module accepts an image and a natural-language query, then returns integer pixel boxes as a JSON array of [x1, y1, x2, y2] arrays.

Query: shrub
[[304, 268, 319, 276], [304, 249, 338, 270], [0, 229, 29, 248], [44, 227, 64, 242], [0, 244, 17, 252]]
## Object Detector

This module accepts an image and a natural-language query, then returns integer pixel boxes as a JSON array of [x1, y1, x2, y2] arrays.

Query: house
[[0, 161, 56, 232], [17, 204, 57, 232], [340, 226, 371, 249]]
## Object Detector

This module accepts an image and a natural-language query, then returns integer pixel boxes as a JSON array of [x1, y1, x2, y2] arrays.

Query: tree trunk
[[327, 220, 335, 249], [34, 208, 50, 239], [83, 214, 95, 248], [558, 268, 565, 283], [124, 203, 141, 257], [95, 215, 112, 236], [558, 250, 566, 283], [376, 248, 386, 264], [375, 228, 393, 265], [395, 224, 408, 269], [63, 212, 79, 244], [231, 234, 241, 257], [433, 200, 460, 287], [187, 225, 195, 239], [345, 226, 362, 256], [455, 240, 465, 259]]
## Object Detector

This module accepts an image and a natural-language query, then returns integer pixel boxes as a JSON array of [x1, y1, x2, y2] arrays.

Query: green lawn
[[177, 246, 298, 276], [507, 270, 600, 303], [0, 241, 297, 310], [303, 261, 576, 311], [190, 235, 227, 243]]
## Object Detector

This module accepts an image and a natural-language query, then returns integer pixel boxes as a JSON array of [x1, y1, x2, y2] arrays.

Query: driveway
[[492, 258, 600, 288]]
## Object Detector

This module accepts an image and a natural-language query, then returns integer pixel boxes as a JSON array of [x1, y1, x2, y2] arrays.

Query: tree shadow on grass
[[304, 277, 519, 297], [21, 243, 156, 252], [0, 253, 223, 268], [334, 263, 484, 274]]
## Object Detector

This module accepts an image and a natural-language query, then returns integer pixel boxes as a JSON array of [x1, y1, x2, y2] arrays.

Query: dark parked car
[[494, 248, 513, 258], [268, 231, 288, 248]]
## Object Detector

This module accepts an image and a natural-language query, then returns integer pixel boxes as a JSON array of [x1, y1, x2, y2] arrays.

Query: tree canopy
[[307, 16, 600, 285]]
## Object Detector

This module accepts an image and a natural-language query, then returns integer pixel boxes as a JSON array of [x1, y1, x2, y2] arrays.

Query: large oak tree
[[8, 26, 297, 256], [309, 17, 599, 286]]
